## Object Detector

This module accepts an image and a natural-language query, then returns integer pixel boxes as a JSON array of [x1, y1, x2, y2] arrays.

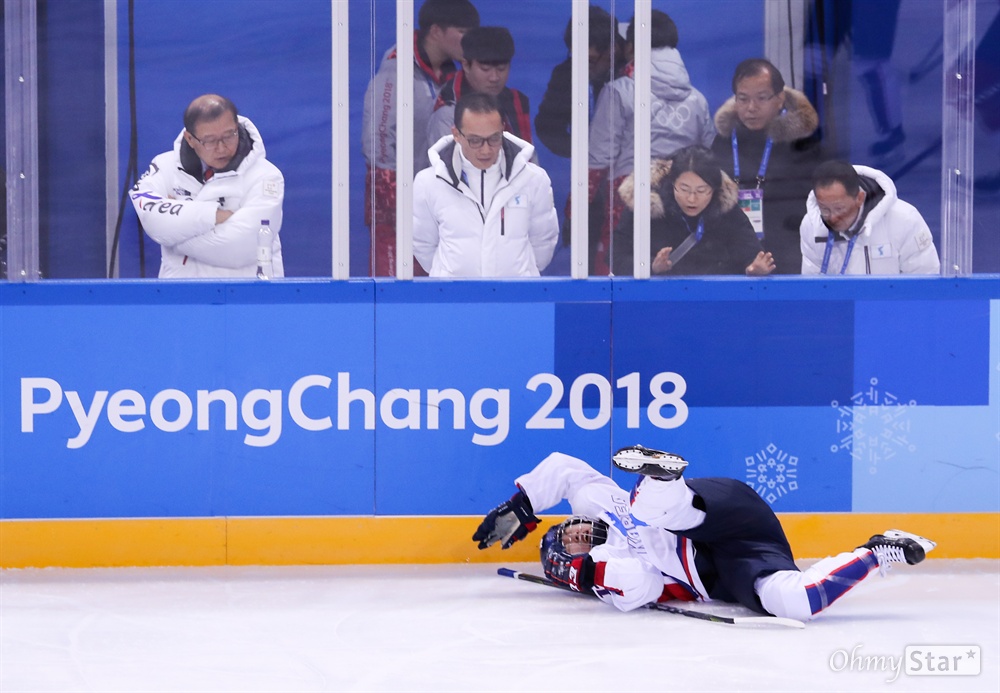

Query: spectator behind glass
[[130, 94, 285, 278], [589, 10, 715, 275], [711, 58, 822, 275], [535, 5, 624, 158], [800, 160, 940, 275], [613, 145, 774, 277], [361, 0, 480, 277], [534, 5, 624, 270], [426, 26, 532, 147], [412, 92, 558, 277]]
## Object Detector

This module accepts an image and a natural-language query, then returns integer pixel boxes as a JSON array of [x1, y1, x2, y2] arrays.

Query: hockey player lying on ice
[[473, 447, 935, 622]]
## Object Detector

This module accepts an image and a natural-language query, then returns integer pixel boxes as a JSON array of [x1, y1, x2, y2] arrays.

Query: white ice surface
[[1, 559, 997, 693]]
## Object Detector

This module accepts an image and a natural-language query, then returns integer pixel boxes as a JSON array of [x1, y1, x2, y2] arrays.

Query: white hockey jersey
[[514, 452, 711, 611]]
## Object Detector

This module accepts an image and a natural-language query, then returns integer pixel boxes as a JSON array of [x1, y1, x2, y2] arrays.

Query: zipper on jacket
[[864, 245, 871, 274], [501, 207, 505, 235], [469, 197, 484, 224]]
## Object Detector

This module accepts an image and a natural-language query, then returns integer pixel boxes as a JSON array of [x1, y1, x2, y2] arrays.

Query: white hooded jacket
[[800, 165, 939, 275], [589, 47, 715, 177], [412, 132, 559, 277], [131, 116, 284, 278]]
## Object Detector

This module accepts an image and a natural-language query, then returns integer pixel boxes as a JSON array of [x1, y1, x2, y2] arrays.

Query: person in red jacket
[[361, 0, 480, 277], [426, 26, 533, 148]]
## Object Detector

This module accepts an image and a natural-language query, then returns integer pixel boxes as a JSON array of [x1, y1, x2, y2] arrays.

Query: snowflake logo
[[745, 443, 798, 504], [830, 376, 917, 475]]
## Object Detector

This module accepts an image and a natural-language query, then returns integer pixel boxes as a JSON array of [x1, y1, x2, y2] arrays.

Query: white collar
[[456, 145, 505, 183]]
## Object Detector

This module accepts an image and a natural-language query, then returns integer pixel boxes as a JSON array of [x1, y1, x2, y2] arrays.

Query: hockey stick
[[498, 567, 805, 628]]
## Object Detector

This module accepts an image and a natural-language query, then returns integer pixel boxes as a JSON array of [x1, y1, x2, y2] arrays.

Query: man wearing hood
[[800, 160, 940, 275], [712, 59, 822, 275], [413, 92, 558, 277], [588, 10, 714, 275], [130, 94, 285, 278]]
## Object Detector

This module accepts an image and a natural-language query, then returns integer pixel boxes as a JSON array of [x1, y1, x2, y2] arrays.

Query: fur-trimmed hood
[[618, 157, 740, 219], [713, 88, 819, 143]]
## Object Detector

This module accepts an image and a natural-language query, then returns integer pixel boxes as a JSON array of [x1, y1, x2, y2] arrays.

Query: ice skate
[[612, 445, 688, 481], [861, 529, 936, 576]]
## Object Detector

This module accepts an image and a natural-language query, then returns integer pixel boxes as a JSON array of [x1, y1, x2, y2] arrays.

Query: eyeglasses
[[673, 184, 713, 198], [735, 93, 778, 107], [190, 129, 239, 149], [818, 203, 857, 219], [457, 129, 503, 149]]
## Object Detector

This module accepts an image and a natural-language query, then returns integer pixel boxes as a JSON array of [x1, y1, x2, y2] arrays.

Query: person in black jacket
[[711, 59, 822, 275], [534, 5, 623, 158], [534, 6, 623, 261], [613, 146, 774, 277]]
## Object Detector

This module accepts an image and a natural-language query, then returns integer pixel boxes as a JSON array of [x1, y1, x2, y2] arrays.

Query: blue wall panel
[[1, 278, 997, 520], [2, 282, 378, 518], [611, 297, 855, 407], [853, 299, 990, 405], [371, 281, 612, 514]]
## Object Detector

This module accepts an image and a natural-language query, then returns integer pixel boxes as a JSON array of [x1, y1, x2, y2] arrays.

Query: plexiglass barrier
[[2, 0, 998, 280]]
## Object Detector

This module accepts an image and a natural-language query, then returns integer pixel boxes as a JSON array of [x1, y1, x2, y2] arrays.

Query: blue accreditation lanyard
[[820, 233, 858, 275], [732, 130, 773, 188], [668, 216, 705, 267], [684, 216, 705, 242]]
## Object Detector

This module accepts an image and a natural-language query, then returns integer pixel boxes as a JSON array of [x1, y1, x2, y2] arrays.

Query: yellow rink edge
[[1, 512, 997, 569]]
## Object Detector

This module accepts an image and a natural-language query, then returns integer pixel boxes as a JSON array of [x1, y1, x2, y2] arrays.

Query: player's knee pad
[[755, 570, 815, 622], [629, 477, 703, 531]]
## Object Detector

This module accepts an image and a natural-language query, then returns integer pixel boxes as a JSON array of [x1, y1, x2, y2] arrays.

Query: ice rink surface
[[1, 559, 997, 693]]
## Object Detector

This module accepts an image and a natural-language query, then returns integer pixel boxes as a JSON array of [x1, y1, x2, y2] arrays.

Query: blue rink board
[[1, 279, 997, 519]]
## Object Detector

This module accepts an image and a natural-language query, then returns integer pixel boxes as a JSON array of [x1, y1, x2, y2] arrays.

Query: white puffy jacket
[[412, 133, 559, 277], [800, 165, 939, 275], [131, 116, 284, 278]]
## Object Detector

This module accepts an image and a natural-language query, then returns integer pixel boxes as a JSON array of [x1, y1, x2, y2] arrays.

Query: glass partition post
[[764, 0, 806, 91], [570, 0, 590, 279], [103, 0, 118, 278], [332, 0, 351, 279], [941, 0, 976, 276], [395, 0, 414, 280], [631, 0, 651, 279], [3, 0, 40, 281]]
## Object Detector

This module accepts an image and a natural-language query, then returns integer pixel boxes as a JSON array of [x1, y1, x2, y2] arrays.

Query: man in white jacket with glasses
[[800, 160, 940, 275], [131, 94, 284, 278], [413, 91, 559, 277]]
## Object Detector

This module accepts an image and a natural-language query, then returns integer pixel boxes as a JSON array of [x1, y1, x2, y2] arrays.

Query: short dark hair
[[665, 145, 723, 193], [418, 0, 480, 32], [731, 58, 785, 95], [462, 26, 515, 64], [454, 91, 500, 130], [562, 5, 617, 52], [184, 95, 238, 134], [626, 10, 678, 49], [812, 160, 861, 196]]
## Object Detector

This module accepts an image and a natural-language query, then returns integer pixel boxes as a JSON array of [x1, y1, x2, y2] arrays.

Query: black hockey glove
[[541, 533, 596, 593], [472, 489, 540, 549]]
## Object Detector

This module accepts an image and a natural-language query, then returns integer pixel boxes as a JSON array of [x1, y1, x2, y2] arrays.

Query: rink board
[[0, 512, 997, 568], [1, 278, 997, 567]]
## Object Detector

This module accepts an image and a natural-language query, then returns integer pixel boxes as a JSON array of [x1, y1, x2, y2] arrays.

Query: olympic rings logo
[[651, 101, 693, 129]]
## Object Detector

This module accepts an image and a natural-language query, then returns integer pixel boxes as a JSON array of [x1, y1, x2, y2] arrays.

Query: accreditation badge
[[738, 188, 765, 239]]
